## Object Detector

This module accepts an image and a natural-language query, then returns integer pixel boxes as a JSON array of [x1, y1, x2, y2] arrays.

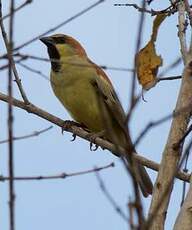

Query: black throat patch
[[47, 46, 61, 72]]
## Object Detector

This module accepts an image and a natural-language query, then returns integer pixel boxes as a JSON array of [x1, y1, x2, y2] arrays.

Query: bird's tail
[[133, 160, 153, 197]]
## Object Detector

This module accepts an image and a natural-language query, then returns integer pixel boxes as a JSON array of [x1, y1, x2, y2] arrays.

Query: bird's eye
[[54, 37, 66, 44]]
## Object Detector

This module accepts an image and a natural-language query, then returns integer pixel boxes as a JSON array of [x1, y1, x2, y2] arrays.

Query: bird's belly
[[52, 79, 103, 132]]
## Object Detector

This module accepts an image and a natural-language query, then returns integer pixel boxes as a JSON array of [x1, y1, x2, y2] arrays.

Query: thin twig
[[180, 146, 190, 206], [0, 1, 29, 103], [128, 200, 136, 229], [7, 1, 15, 229], [0, 0, 105, 59], [95, 169, 128, 222], [0, 55, 27, 71], [134, 101, 192, 148], [0, 162, 114, 181], [13, 52, 134, 73], [127, 0, 146, 124], [114, 3, 177, 16], [0, 126, 53, 144], [158, 57, 182, 77], [157, 75, 182, 82], [2, 0, 32, 21], [17, 62, 49, 81]]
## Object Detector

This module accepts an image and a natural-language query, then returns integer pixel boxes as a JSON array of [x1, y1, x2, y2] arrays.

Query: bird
[[40, 34, 153, 197]]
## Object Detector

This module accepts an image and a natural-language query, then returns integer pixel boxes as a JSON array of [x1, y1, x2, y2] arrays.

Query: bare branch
[[13, 52, 134, 73], [0, 162, 114, 181], [144, 137, 192, 229], [178, 1, 188, 63], [3, 0, 105, 55], [17, 62, 49, 81], [114, 3, 177, 16], [157, 75, 182, 82], [173, 123, 192, 150], [0, 1, 29, 103], [180, 146, 190, 207], [148, 58, 192, 229], [0, 126, 53, 144], [2, 0, 32, 21], [174, 175, 192, 230], [0, 92, 190, 183], [127, 0, 146, 124], [159, 57, 182, 77], [6, 0, 15, 229], [95, 169, 128, 222]]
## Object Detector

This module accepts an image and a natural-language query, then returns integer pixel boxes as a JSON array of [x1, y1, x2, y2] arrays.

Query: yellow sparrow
[[40, 34, 153, 197]]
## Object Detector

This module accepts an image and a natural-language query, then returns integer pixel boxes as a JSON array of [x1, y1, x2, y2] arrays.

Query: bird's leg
[[61, 120, 79, 133], [61, 120, 90, 141], [85, 130, 106, 151]]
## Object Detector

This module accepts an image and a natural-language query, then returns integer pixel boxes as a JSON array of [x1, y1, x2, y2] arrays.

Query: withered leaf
[[136, 14, 167, 90]]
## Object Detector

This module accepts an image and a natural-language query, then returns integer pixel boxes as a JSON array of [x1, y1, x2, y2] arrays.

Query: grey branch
[[0, 92, 190, 183], [174, 175, 192, 230]]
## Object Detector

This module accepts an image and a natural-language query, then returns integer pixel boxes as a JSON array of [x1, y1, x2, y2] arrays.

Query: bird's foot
[[61, 120, 78, 134], [61, 120, 88, 141], [85, 130, 105, 151]]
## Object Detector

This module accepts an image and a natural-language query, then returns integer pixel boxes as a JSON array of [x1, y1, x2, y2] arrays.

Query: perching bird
[[40, 34, 153, 197]]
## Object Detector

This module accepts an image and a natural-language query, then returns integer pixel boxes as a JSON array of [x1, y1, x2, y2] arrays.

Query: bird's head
[[40, 34, 87, 71]]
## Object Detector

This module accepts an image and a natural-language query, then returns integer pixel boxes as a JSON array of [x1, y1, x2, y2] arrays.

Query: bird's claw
[[71, 134, 77, 141], [90, 142, 99, 151], [61, 120, 82, 134], [85, 131, 105, 151]]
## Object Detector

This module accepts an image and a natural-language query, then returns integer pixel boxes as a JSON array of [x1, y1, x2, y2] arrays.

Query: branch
[[3, 0, 105, 55], [157, 75, 182, 82], [0, 126, 53, 144], [13, 52, 134, 73], [178, 1, 188, 63], [173, 176, 192, 230], [184, 0, 192, 27], [0, 162, 114, 181], [0, 92, 190, 183], [159, 57, 182, 77], [148, 59, 192, 228], [4, 0, 16, 230], [0, 55, 27, 71], [2, 0, 32, 21], [17, 62, 49, 81], [127, 0, 146, 124], [0, 1, 29, 103], [113, 3, 177, 16], [95, 170, 128, 222]]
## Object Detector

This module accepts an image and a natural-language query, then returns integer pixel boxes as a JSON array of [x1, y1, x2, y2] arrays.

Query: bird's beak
[[39, 37, 54, 46]]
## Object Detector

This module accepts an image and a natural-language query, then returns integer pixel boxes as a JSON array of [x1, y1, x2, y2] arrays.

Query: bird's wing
[[91, 71, 128, 134], [91, 70, 153, 197]]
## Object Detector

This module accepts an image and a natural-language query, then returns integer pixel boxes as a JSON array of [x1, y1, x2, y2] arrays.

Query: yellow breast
[[50, 56, 104, 132]]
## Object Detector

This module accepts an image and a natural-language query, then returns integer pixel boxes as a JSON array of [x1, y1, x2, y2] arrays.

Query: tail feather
[[125, 155, 153, 197], [137, 163, 153, 197]]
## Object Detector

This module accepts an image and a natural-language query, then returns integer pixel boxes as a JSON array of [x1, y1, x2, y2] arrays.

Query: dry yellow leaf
[[136, 40, 162, 90], [151, 13, 167, 42], [136, 13, 167, 90]]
